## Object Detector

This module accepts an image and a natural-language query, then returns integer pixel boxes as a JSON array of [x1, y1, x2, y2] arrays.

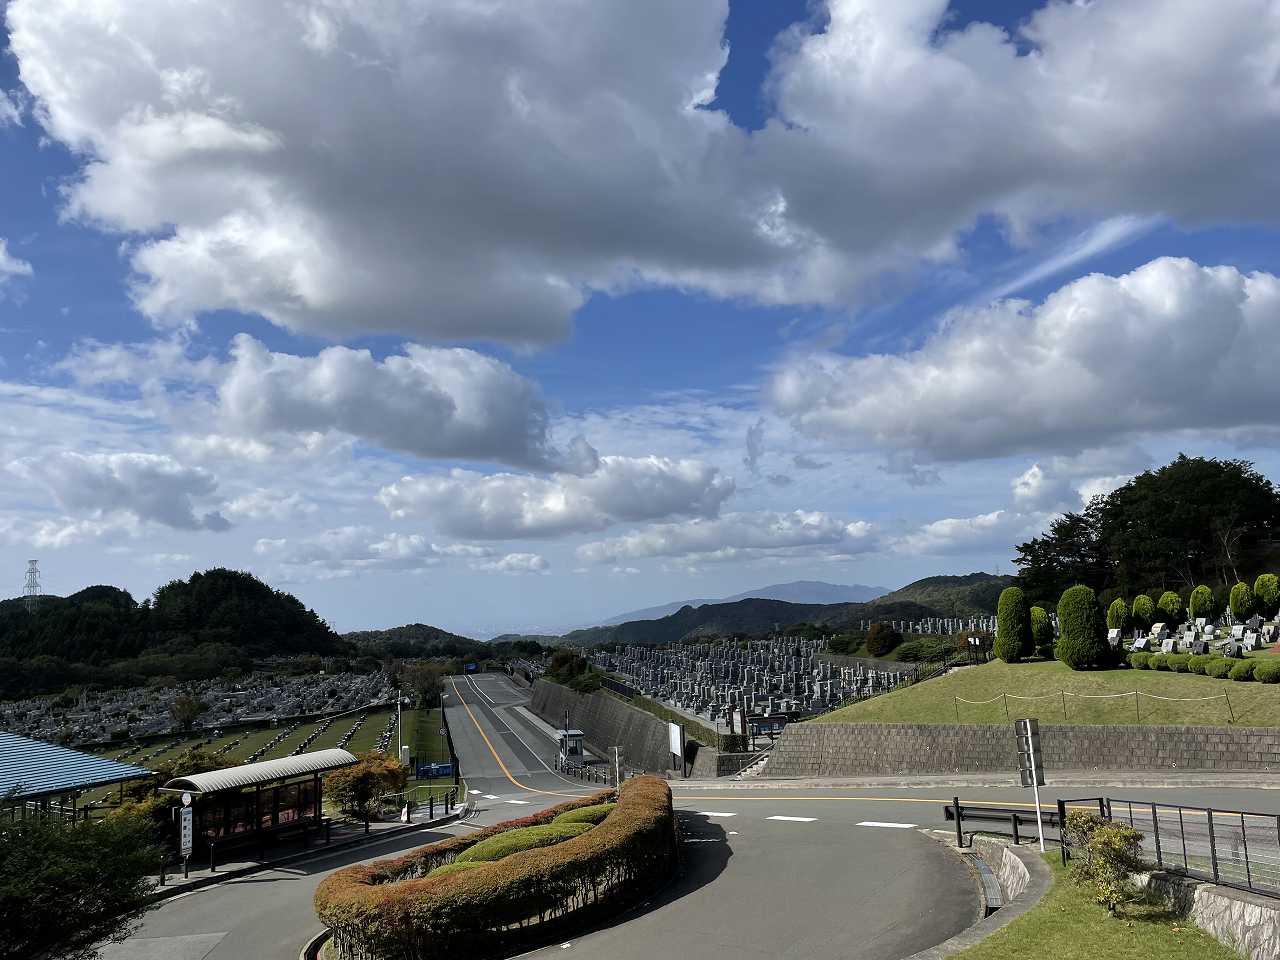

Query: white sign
[[667, 721, 683, 757], [179, 807, 194, 857]]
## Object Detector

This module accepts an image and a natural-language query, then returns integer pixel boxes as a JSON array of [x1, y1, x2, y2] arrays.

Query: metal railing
[[1060, 796, 1280, 899], [374, 784, 461, 822], [557, 756, 615, 785]]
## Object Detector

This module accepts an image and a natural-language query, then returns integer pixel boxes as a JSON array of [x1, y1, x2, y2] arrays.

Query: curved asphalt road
[[97, 671, 1280, 960]]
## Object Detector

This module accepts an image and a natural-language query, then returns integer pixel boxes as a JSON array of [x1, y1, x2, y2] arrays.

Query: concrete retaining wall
[[530, 680, 679, 774], [767, 722, 1280, 777], [970, 836, 1032, 900], [1143, 871, 1280, 960]]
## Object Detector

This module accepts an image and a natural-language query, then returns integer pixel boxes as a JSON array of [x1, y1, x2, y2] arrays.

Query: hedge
[[1056, 585, 1109, 670], [1205, 658, 1238, 679], [554, 803, 616, 826], [1130, 594, 1155, 631], [1147, 654, 1168, 671], [315, 777, 676, 960], [1256, 574, 1280, 620], [1229, 660, 1258, 682], [1188, 585, 1216, 623], [1127, 652, 1150, 669], [1157, 591, 1184, 624], [456, 822, 593, 864], [1255, 660, 1280, 683], [1030, 606, 1054, 658], [427, 861, 485, 879], [1187, 654, 1217, 675], [1164, 653, 1190, 673], [1229, 582, 1256, 623]]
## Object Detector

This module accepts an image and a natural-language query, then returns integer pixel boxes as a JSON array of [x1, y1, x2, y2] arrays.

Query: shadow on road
[[213, 827, 457, 885]]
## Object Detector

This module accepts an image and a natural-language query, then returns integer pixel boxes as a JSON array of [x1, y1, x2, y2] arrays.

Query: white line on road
[[766, 815, 817, 822], [482, 794, 499, 799], [697, 812, 738, 817], [857, 821, 918, 829], [468, 790, 481, 794], [505, 799, 531, 805]]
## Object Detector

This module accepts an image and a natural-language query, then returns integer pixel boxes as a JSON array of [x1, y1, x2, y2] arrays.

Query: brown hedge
[[315, 777, 676, 960]]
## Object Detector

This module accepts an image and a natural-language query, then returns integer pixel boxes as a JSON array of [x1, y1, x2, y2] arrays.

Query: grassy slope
[[814, 659, 1277, 726], [954, 857, 1241, 960]]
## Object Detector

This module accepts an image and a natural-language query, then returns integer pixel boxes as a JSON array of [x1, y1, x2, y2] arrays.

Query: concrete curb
[[299, 928, 330, 960], [671, 770, 1280, 790], [905, 833, 1054, 959], [149, 803, 471, 904]]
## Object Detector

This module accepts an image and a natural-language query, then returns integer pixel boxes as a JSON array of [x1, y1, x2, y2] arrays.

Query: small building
[[0, 730, 153, 822], [556, 728, 585, 761], [158, 748, 356, 865]]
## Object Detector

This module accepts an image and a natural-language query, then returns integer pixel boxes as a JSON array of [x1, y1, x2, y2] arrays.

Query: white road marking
[[728, 831, 739, 835], [766, 815, 817, 822], [482, 794, 499, 799], [468, 789, 481, 794], [505, 799, 531, 804], [858, 821, 918, 829], [698, 811, 738, 817]]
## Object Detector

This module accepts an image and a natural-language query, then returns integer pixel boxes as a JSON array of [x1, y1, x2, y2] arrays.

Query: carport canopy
[[0, 730, 153, 802]]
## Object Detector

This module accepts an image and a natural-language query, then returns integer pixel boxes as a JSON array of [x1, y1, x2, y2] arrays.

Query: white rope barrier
[[952, 688, 1235, 721]]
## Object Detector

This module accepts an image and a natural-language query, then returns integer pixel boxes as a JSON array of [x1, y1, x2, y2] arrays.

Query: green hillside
[[344, 622, 487, 658], [869, 573, 1010, 618]]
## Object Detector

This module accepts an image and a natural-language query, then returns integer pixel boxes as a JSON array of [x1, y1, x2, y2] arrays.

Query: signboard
[[179, 807, 194, 858], [1013, 717, 1046, 851], [667, 721, 683, 757], [465, 662, 477, 672], [416, 761, 454, 779]]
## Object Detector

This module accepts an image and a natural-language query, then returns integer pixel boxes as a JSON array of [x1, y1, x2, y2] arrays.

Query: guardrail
[[1060, 796, 1280, 899], [557, 756, 615, 785], [944, 797, 1063, 847]]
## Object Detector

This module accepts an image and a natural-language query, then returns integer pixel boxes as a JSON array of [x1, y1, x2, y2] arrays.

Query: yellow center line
[[448, 677, 589, 799]]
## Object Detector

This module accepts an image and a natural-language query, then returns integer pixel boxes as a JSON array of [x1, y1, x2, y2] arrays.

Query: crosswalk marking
[[766, 815, 817, 822], [857, 821, 918, 829], [482, 794, 499, 799], [697, 811, 737, 817]]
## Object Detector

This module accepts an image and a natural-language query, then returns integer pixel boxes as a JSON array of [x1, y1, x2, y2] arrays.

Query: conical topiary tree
[[995, 586, 1032, 663], [1130, 594, 1155, 632], [1188, 584, 1216, 623], [1157, 590, 1183, 625], [1030, 606, 1054, 658], [1056, 584, 1109, 670], [1106, 597, 1129, 633], [1254, 574, 1280, 620], [1230, 581, 1256, 622]]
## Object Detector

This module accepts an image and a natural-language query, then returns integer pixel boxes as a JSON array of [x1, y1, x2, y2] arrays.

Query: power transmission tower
[[23, 559, 41, 613]]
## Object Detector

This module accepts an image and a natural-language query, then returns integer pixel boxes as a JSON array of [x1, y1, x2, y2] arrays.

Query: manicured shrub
[[995, 587, 1032, 663], [1106, 597, 1129, 633], [1230, 582, 1256, 623], [1130, 594, 1155, 632], [1066, 810, 1144, 914], [1188, 585, 1216, 623], [1164, 653, 1190, 673], [1127, 652, 1150, 669], [1157, 591, 1184, 625], [1030, 606, 1054, 658], [428, 860, 486, 878], [1147, 654, 1168, 671], [554, 802, 617, 826], [1056, 585, 1109, 670], [315, 779, 677, 960], [1229, 659, 1258, 682], [894, 636, 955, 662], [456, 822, 594, 863], [1255, 574, 1280, 620], [1254, 660, 1280, 683], [1187, 654, 1217, 675], [1205, 658, 1238, 679], [865, 622, 903, 657]]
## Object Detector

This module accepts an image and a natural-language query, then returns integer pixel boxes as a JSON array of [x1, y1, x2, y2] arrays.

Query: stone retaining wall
[[767, 722, 1280, 777], [530, 679, 680, 774], [1142, 871, 1280, 960]]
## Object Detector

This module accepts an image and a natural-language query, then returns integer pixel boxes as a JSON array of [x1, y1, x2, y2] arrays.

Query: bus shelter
[[158, 747, 356, 869]]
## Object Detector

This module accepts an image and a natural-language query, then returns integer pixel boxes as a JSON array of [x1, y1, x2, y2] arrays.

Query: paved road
[[99, 671, 1280, 960]]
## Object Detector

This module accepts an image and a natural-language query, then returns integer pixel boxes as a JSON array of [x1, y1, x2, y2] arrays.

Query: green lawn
[[342, 707, 398, 754], [953, 857, 1241, 960], [815, 659, 1279, 726]]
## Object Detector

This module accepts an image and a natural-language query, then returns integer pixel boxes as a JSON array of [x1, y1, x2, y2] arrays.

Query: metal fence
[[1061, 796, 1280, 898]]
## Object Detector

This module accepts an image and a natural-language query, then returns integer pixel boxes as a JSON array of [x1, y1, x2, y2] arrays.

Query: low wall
[[970, 835, 1032, 900], [530, 680, 679, 774], [767, 722, 1280, 777], [1143, 871, 1280, 960]]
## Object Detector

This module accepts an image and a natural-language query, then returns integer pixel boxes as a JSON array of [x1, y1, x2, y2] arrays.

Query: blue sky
[[2, 0, 1279, 636]]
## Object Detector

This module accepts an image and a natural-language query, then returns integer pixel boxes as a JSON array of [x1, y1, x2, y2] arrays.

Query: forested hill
[[0, 568, 345, 696], [343, 623, 489, 658], [556, 573, 1008, 648]]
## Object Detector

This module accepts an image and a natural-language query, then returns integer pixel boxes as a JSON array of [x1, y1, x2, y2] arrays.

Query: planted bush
[[995, 586, 1032, 663], [1254, 660, 1280, 683], [1157, 591, 1184, 625], [1106, 597, 1129, 633], [554, 802, 617, 826], [1030, 606, 1054, 658], [428, 861, 486, 878], [316, 778, 677, 960], [1147, 654, 1168, 671], [865, 622, 903, 657], [1187, 654, 1217, 675], [1229, 659, 1258, 682], [1205, 658, 1238, 679], [893, 636, 955, 663], [1056, 585, 1109, 670], [1230, 582, 1256, 623], [1130, 594, 1155, 632], [1066, 810, 1144, 914], [1164, 653, 1190, 673], [1127, 652, 1150, 669], [1255, 574, 1280, 620], [1188, 585, 1216, 623], [456, 822, 593, 863]]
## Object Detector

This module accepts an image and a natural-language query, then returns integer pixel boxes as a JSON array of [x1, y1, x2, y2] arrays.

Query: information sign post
[[179, 791, 194, 878], [1014, 718, 1046, 851]]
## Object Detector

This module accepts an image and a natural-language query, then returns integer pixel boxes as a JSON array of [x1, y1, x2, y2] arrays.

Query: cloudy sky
[[1, 0, 1278, 637]]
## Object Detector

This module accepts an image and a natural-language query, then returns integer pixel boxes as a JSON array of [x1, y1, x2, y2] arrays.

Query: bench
[[205, 815, 332, 871]]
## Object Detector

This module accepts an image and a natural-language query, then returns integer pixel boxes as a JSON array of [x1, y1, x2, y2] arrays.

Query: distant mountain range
[[598, 580, 890, 625], [503, 571, 1011, 649]]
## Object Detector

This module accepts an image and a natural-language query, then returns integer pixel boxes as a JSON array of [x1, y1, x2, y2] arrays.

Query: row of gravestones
[[591, 636, 914, 728], [335, 713, 369, 750], [291, 715, 336, 756], [246, 721, 302, 763], [1126, 615, 1276, 658]]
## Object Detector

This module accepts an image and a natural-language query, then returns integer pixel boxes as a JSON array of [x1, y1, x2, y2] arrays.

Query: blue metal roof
[[0, 731, 153, 800]]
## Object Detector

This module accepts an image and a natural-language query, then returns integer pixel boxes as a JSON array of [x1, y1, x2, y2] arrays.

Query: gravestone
[[1191, 638, 1207, 655], [1131, 636, 1151, 652]]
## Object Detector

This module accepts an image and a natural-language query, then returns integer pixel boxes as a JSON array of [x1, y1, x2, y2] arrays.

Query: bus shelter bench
[[206, 816, 332, 871]]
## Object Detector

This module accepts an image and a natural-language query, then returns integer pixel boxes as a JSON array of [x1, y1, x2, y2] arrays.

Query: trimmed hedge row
[[315, 777, 677, 960], [1127, 651, 1280, 682], [554, 802, 616, 826], [456, 822, 593, 863]]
